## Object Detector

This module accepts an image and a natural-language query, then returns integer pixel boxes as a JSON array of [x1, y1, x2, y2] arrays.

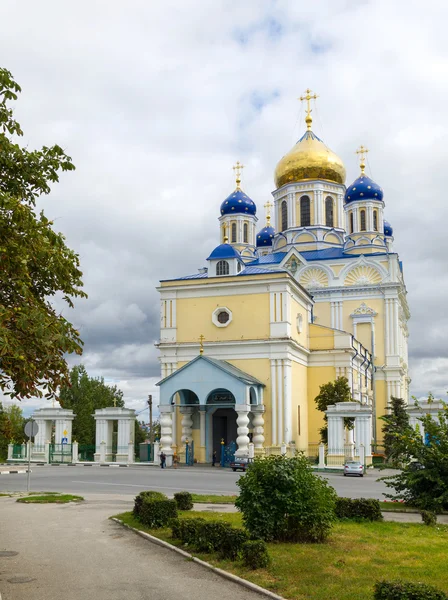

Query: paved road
[[0, 495, 265, 600], [0, 465, 396, 499]]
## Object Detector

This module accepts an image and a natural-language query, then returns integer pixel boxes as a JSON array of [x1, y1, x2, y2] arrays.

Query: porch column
[[180, 407, 194, 444], [159, 406, 174, 466], [235, 403, 250, 458], [327, 415, 344, 454], [252, 406, 265, 454], [199, 407, 206, 462]]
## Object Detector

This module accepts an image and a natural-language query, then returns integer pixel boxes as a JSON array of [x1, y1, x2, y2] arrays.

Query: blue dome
[[384, 220, 393, 237], [256, 225, 275, 247], [345, 175, 383, 203], [220, 189, 256, 216], [207, 243, 241, 260]]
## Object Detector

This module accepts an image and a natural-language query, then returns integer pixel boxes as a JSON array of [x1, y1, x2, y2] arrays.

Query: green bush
[[236, 454, 337, 542], [374, 580, 448, 599], [194, 521, 233, 553], [172, 517, 206, 545], [421, 510, 437, 526], [335, 497, 383, 521], [133, 490, 167, 518], [241, 540, 270, 570], [139, 498, 177, 528], [174, 491, 193, 511], [219, 527, 249, 560], [170, 517, 182, 539]]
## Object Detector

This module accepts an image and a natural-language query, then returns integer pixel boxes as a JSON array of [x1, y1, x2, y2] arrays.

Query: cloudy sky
[[1, 0, 447, 416]]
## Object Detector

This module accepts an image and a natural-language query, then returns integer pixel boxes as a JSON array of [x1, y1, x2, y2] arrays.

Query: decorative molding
[[299, 268, 329, 289], [351, 302, 378, 317], [344, 265, 382, 286], [212, 306, 233, 328]]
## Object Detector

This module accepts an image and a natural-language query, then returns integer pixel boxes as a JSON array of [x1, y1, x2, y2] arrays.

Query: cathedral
[[156, 90, 410, 466]]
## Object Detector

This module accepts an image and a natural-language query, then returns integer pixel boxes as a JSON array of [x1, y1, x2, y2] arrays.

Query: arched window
[[325, 196, 334, 227], [243, 223, 248, 243], [349, 212, 354, 234], [216, 260, 229, 276], [281, 200, 288, 231], [360, 209, 366, 231], [300, 196, 311, 226], [231, 222, 237, 243], [373, 210, 378, 231]]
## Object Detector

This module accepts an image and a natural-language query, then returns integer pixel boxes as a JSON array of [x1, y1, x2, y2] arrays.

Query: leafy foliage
[[174, 491, 193, 511], [381, 397, 412, 463], [373, 580, 448, 600], [133, 490, 167, 518], [420, 510, 437, 526], [0, 67, 86, 399], [235, 454, 337, 542], [314, 377, 353, 443], [380, 400, 448, 512], [241, 540, 270, 570], [138, 498, 178, 528], [170, 517, 206, 546], [0, 402, 26, 459], [193, 521, 233, 553], [59, 365, 124, 445], [219, 527, 249, 560], [335, 497, 383, 521]]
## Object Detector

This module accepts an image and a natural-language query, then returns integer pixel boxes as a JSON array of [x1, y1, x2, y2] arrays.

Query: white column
[[72, 441, 78, 463], [328, 415, 344, 453], [271, 360, 277, 445], [283, 359, 292, 444], [235, 406, 250, 458], [34, 420, 47, 447], [99, 441, 106, 463], [159, 407, 174, 464], [180, 407, 194, 444], [7, 444, 14, 460], [153, 441, 160, 464], [127, 442, 134, 464], [277, 359, 283, 444], [199, 408, 206, 448], [318, 443, 325, 469], [55, 420, 65, 444], [44, 441, 50, 463], [337, 193, 344, 228], [289, 192, 296, 227], [252, 408, 265, 449], [117, 419, 131, 451]]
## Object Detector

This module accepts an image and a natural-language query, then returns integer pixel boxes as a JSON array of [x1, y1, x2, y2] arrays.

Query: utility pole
[[148, 395, 153, 446]]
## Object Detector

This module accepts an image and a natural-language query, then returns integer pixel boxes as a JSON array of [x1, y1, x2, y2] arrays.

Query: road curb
[[112, 518, 286, 600], [0, 470, 29, 475]]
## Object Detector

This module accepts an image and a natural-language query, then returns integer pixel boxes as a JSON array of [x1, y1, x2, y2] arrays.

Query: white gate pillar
[[235, 403, 250, 458], [159, 405, 174, 466], [180, 407, 194, 444], [252, 406, 265, 453]]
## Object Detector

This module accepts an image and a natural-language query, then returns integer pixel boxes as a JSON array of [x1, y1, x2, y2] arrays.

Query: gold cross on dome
[[264, 200, 273, 225], [199, 334, 205, 355], [356, 145, 369, 175], [232, 161, 244, 189], [299, 88, 318, 130]]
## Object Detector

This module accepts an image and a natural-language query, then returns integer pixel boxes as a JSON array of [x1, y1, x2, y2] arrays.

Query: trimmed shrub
[[421, 510, 437, 526], [174, 491, 193, 511], [194, 520, 233, 553], [236, 454, 337, 542], [139, 498, 178, 528], [175, 518, 207, 546], [374, 580, 448, 599], [133, 490, 167, 518], [219, 527, 249, 560], [335, 497, 383, 521], [170, 518, 182, 539], [241, 540, 270, 570]]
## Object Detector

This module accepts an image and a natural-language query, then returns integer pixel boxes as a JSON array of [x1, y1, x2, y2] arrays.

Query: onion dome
[[384, 220, 393, 237], [256, 225, 275, 247], [274, 130, 346, 188], [345, 175, 383, 203], [220, 188, 256, 216], [207, 242, 241, 260]]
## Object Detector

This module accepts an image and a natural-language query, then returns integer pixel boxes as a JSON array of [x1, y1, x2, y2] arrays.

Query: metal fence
[[12, 444, 26, 459], [78, 445, 95, 461]]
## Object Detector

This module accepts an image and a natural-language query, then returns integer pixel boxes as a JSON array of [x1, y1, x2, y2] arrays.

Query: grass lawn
[[190, 493, 238, 504], [17, 493, 84, 504], [113, 510, 448, 600]]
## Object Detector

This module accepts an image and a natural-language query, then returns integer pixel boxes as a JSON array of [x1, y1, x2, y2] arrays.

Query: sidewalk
[[0, 495, 264, 600]]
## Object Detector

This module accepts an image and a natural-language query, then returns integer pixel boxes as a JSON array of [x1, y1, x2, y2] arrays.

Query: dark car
[[230, 457, 251, 472], [408, 461, 425, 471]]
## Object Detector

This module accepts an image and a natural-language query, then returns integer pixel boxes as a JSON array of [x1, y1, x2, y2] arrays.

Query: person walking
[[160, 451, 166, 469], [212, 450, 217, 467]]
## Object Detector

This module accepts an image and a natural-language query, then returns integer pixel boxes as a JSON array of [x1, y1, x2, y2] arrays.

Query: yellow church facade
[[156, 91, 409, 466]]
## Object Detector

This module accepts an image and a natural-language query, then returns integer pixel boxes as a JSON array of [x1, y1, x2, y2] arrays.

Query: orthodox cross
[[299, 88, 318, 130], [356, 145, 369, 175], [232, 161, 244, 189], [264, 200, 273, 226], [199, 334, 205, 355]]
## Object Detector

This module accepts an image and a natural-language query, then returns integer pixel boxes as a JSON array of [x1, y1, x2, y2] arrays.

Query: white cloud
[[1, 0, 447, 411]]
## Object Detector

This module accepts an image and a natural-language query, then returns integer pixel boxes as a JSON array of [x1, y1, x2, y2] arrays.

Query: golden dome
[[274, 129, 346, 188]]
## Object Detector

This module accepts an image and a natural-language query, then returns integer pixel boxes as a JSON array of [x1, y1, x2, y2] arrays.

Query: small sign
[[61, 437, 68, 445], [24, 421, 39, 438], [63, 429, 68, 436]]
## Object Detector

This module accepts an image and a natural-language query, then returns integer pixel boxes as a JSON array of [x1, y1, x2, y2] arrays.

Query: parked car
[[408, 460, 425, 471], [343, 460, 364, 477], [230, 457, 252, 472]]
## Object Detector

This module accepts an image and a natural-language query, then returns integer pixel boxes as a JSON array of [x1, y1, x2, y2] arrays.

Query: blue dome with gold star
[[256, 225, 275, 247], [220, 189, 256, 216], [384, 220, 393, 237], [345, 175, 383, 203]]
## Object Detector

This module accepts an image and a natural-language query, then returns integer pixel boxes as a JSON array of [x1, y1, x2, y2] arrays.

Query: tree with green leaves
[[59, 365, 124, 445], [380, 396, 412, 463], [0, 67, 86, 400], [314, 376, 353, 443], [0, 402, 26, 459], [380, 399, 448, 512]]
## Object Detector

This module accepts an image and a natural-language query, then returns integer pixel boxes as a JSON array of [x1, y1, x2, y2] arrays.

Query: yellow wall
[[313, 302, 331, 329], [307, 366, 336, 443], [341, 299, 385, 363], [309, 324, 335, 350], [291, 361, 308, 448], [290, 296, 309, 345]]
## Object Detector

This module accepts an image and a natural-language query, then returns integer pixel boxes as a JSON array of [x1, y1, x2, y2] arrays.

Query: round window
[[217, 311, 230, 324]]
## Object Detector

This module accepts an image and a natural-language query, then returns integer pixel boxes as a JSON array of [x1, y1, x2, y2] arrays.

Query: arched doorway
[[206, 389, 237, 461]]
